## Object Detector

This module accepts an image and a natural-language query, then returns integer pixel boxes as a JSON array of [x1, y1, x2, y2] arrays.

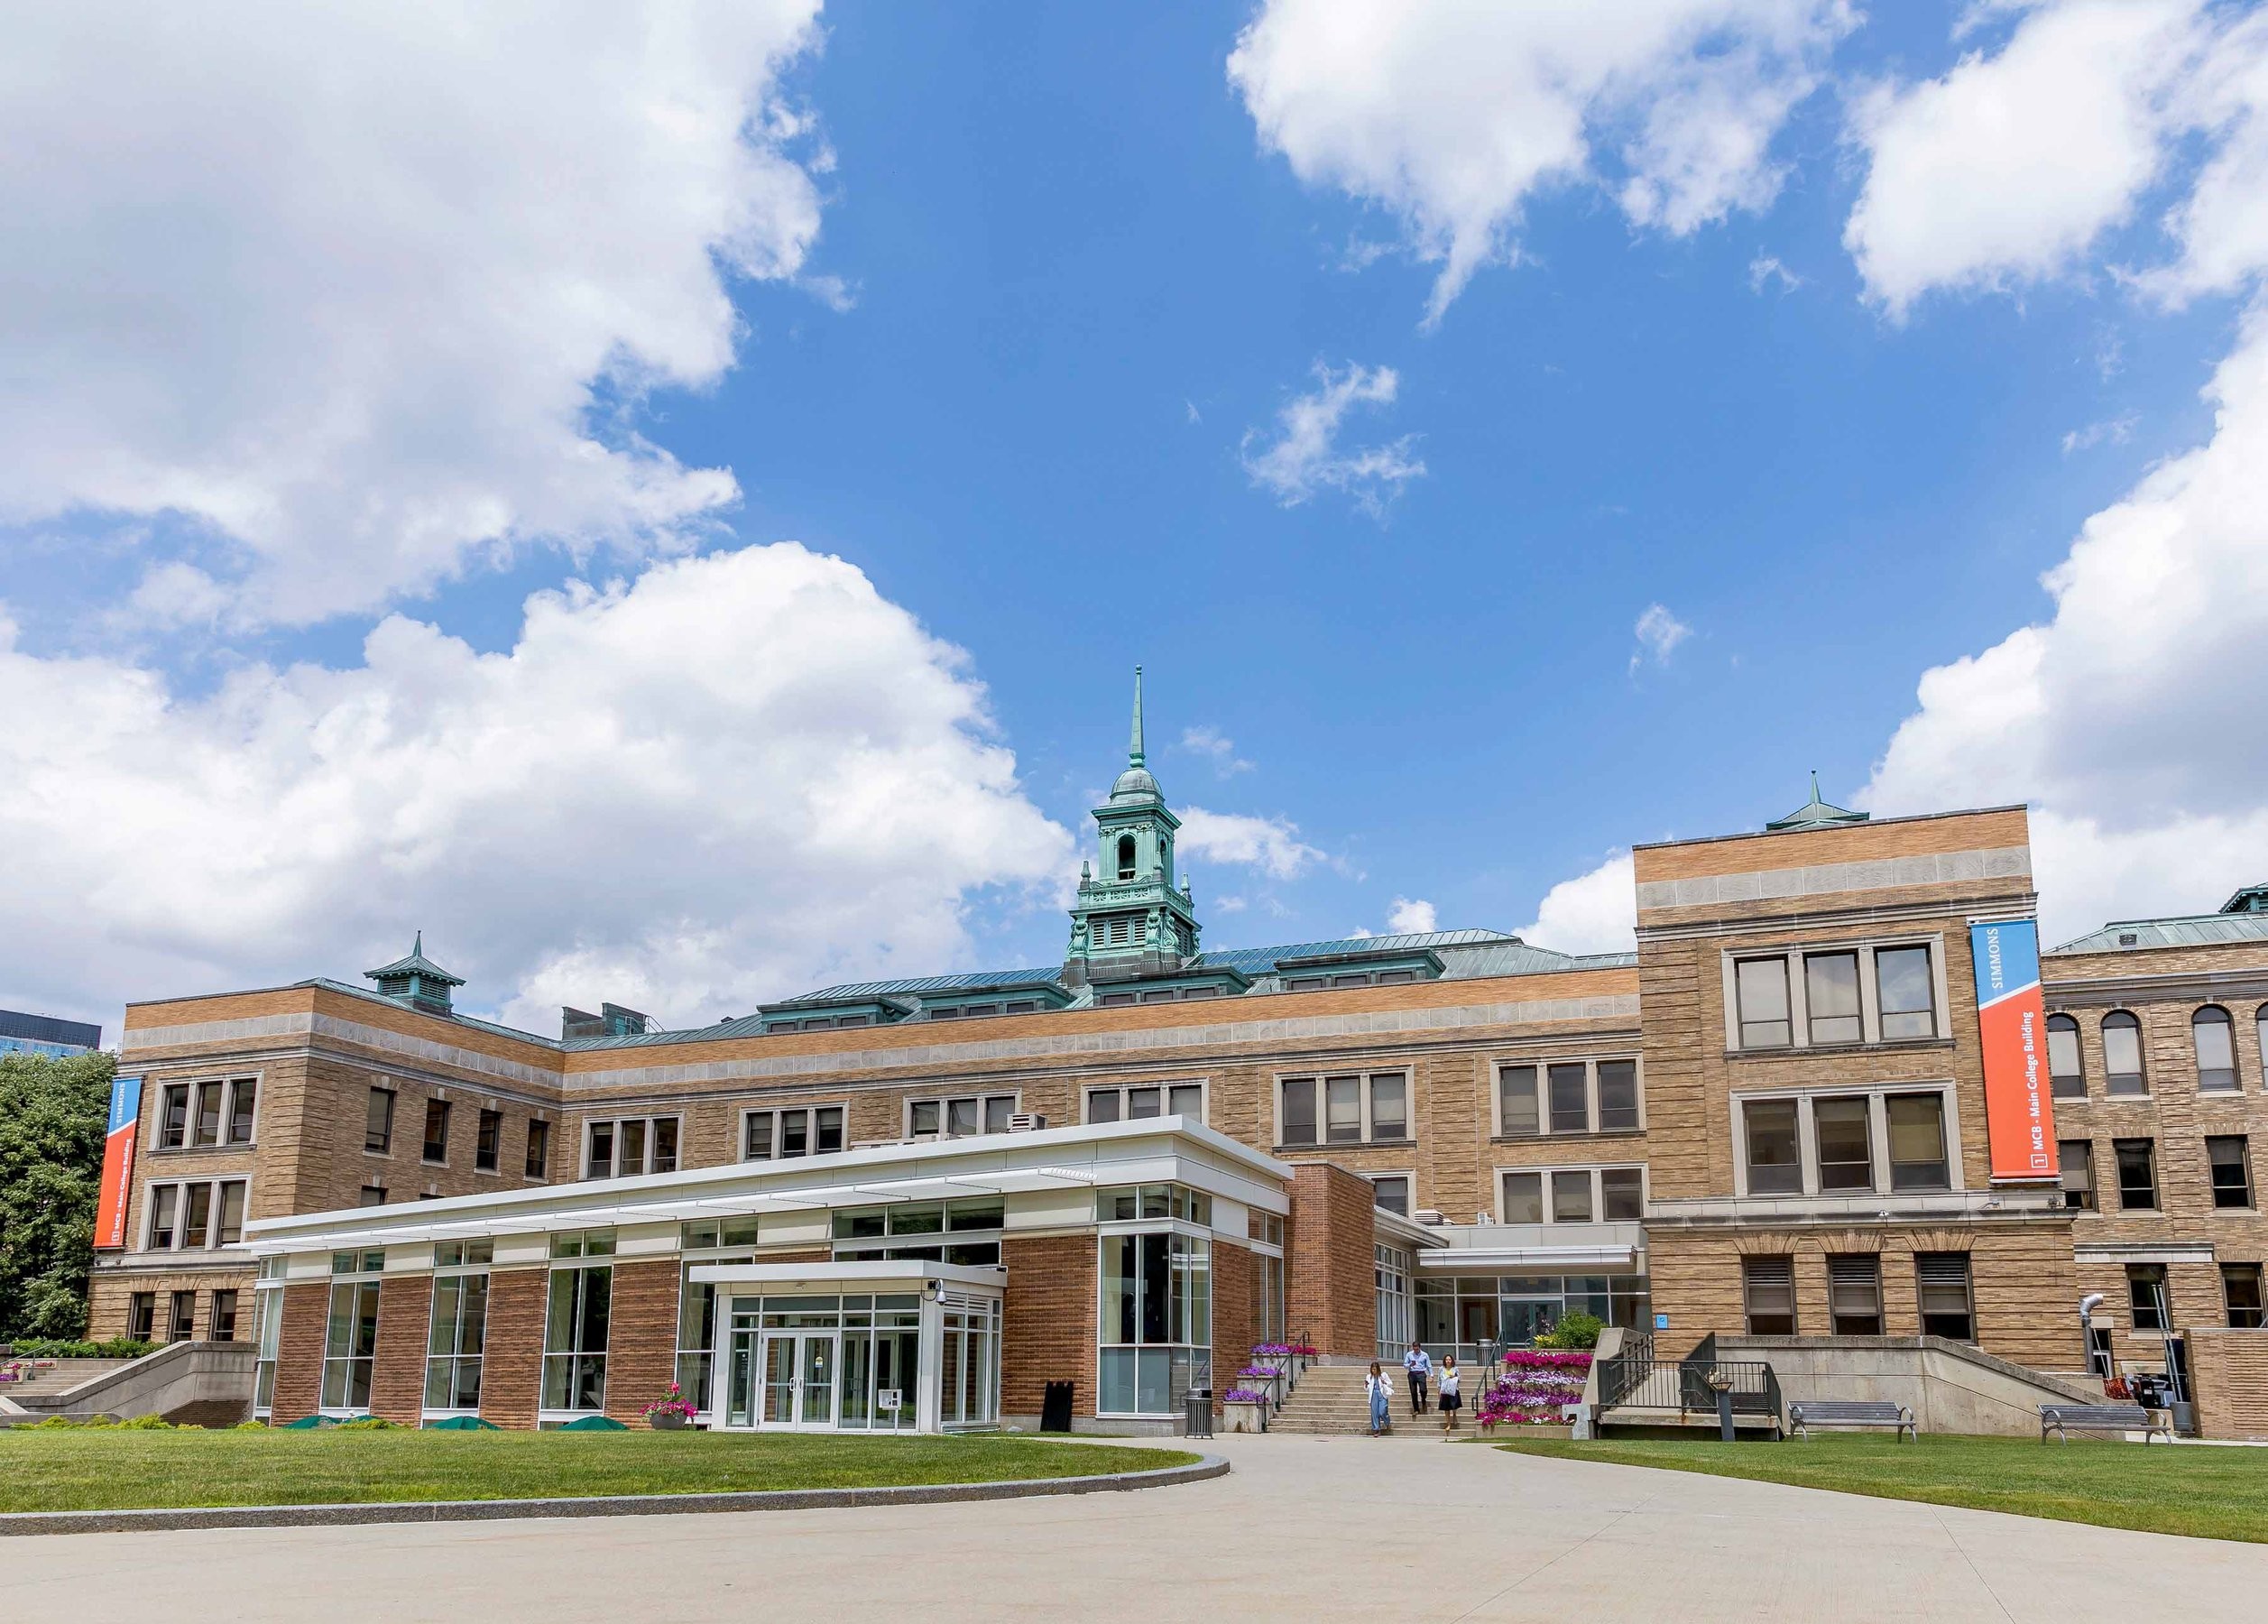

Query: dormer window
[[1117, 835, 1137, 881]]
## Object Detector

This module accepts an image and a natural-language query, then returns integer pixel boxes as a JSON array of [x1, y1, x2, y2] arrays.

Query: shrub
[[332, 1416, 402, 1430], [1534, 1313, 1603, 1351], [3, 1338, 157, 1360], [23, 1412, 179, 1429]]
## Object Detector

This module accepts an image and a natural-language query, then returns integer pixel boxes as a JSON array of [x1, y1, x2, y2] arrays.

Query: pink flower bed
[[1476, 1350, 1591, 1431]]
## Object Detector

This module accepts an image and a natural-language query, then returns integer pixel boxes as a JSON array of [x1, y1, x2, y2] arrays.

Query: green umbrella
[[558, 1415, 628, 1431], [426, 1415, 499, 1430]]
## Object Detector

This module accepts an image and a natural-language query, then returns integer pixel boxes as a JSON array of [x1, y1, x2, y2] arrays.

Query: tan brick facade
[[2189, 1328, 2268, 1440], [478, 1268, 548, 1430], [271, 1280, 328, 1424], [369, 1273, 431, 1425], [601, 1259, 681, 1426], [1286, 1163, 1378, 1357]]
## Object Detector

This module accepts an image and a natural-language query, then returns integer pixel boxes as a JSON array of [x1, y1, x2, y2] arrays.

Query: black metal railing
[[1595, 1330, 1782, 1432]]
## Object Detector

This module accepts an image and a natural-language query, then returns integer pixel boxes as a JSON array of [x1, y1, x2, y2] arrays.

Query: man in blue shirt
[[1403, 1340, 1432, 1416]]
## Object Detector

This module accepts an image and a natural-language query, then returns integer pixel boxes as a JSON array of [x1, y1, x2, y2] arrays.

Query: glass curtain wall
[[937, 1294, 1001, 1430], [1414, 1275, 1650, 1355], [1099, 1230, 1212, 1415], [424, 1242, 491, 1414], [251, 1278, 283, 1416], [320, 1257, 383, 1411], [677, 1218, 760, 1411], [1375, 1243, 1413, 1358], [543, 1232, 614, 1413]]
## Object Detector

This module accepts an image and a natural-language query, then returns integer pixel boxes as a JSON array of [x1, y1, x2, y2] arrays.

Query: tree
[[0, 1049, 112, 1340]]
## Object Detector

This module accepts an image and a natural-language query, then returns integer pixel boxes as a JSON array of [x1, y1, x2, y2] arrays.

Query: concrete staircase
[[1268, 1365, 1403, 1435], [0, 1341, 254, 1426]]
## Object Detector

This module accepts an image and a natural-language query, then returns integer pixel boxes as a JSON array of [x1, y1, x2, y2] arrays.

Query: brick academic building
[[88, 678, 2268, 1433]]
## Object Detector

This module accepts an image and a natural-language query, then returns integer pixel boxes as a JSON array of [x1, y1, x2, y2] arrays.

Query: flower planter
[[1500, 1422, 1574, 1440], [1223, 1399, 1268, 1435], [649, 1410, 689, 1431]]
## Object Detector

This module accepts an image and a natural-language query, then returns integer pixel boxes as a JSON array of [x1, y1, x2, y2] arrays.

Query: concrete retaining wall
[[1717, 1334, 2097, 1437], [0, 1342, 255, 1425]]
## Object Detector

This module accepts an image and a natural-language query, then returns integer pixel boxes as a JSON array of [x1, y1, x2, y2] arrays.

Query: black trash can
[[1040, 1379, 1075, 1434], [1184, 1388, 1213, 1439]]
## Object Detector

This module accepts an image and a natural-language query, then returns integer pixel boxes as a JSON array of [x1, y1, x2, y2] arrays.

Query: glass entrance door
[[758, 1332, 838, 1428]]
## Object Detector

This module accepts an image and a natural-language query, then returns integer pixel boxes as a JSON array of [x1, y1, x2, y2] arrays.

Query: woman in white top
[[1365, 1361, 1393, 1436], [1437, 1354, 1462, 1438]]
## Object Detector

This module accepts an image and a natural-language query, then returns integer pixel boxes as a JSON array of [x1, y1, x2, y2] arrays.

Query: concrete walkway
[[14, 1433, 2268, 1622]]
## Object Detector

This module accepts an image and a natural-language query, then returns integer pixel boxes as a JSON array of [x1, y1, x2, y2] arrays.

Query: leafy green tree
[[0, 1050, 113, 1340]]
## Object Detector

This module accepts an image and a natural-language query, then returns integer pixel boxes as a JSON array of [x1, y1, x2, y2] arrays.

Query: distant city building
[[0, 1007, 103, 1057]]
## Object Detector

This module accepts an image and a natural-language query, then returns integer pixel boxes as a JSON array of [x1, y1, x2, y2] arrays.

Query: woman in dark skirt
[[1437, 1352, 1462, 1438]]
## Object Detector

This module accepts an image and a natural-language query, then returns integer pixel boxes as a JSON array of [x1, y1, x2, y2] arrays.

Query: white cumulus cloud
[[1630, 603, 1694, 672], [0, 545, 1072, 1032], [1178, 808, 1327, 881], [1386, 897, 1439, 935], [1241, 362, 1426, 515], [1228, 0, 1856, 323], [0, 2, 833, 626], [1181, 725, 1255, 776], [1519, 853, 1638, 955]]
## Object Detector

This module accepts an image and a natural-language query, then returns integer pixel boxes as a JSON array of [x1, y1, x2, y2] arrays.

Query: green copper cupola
[[1064, 668, 1202, 985]]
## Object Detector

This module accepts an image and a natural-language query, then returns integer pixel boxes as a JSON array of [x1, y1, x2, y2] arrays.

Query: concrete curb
[[0, 1452, 1230, 1537]]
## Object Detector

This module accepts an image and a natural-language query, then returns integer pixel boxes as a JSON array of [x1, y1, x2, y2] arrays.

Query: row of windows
[[2049, 1005, 2268, 1099], [1360, 1167, 1645, 1223], [1738, 1087, 1955, 1197], [154, 1077, 257, 1150], [366, 1086, 549, 1178], [1731, 941, 1941, 1052], [2124, 1262, 2264, 1331], [143, 1178, 247, 1250], [1743, 1252, 1974, 1339], [125, 1287, 238, 1343], [2060, 1135, 2258, 1212]]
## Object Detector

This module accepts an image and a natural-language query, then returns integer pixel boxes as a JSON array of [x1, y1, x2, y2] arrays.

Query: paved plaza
[[12, 1433, 2267, 1623]]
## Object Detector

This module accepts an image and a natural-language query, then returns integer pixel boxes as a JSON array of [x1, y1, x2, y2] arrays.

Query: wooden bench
[[1789, 1399, 1914, 1442], [2039, 1404, 2172, 1444]]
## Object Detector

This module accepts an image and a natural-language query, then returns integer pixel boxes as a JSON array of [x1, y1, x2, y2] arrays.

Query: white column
[[916, 1288, 943, 1434]]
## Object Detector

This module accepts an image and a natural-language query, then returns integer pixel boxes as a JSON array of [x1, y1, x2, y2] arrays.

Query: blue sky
[[4, 2, 2265, 1034]]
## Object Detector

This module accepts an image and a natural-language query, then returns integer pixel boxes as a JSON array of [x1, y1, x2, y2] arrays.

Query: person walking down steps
[[1366, 1361, 1394, 1436], [1437, 1353, 1462, 1439], [1403, 1339, 1432, 1418]]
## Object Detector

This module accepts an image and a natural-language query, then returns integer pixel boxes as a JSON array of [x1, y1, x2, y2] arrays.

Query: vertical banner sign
[[93, 1075, 143, 1250], [1969, 920, 2058, 1181]]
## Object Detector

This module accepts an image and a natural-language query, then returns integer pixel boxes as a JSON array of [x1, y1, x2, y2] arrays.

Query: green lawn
[[1498, 1434, 2268, 1544], [0, 1429, 1194, 1515]]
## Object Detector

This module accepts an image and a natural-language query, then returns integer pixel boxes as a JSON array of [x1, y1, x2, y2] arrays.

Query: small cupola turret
[[365, 931, 466, 1017]]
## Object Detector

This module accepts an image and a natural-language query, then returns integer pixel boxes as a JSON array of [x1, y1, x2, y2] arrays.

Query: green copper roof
[[2223, 881, 2268, 915], [364, 931, 465, 986], [1765, 770, 1870, 831], [2051, 912, 2268, 954]]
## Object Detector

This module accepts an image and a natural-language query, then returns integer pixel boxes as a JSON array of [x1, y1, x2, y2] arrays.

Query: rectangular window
[[1827, 1254, 1884, 1335], [252, 1288, 281, 1412], [1805, 952, 1862, 1045], [525, 1120, 550, 1179], [1547, 1063, 1590, 1134], [226, 1077, 257, 1145], [1369, 1175, 1411, 1217], [1097, 1231, 1210, 1416], [359, 1184, 386, 1206], [1735, 957, 1792, 1048], [127, 1292, 155, 1342], [1498, 1066, 1539, 1137], [2060, 1140, 2096, 1211], [1742, 1100, 1802, 1195], [1596, 1060, 1640, 1132], [193, 1079, 224, 1147], [585, 1116, 682, 1178], [216, 1179, 246, 1245], [1916, 1253, 1975, 1340], [1501, 1170, 1543, 1224], [158, 1084, 189, 1149], [1743, 1256, 1796, 1335], [1088, 1083, 1205, 1123], [422, 1099, 452, 1164], [2048, 1017, 2086, 1099], [364, 1086, 395, 1154], [147, 1183, 179, 1250], [542, 1264, 613, 1412], [2223, 1264, 2264, 1330], [908, 1094, 1016, 1139], [1323, 1075, 1361, 1143], [1875, 946, 1937, 1039], [1550, 1169, 1592, 1223], [1813, 1096, 1875, 1192], [1885, 1093, 1950, 1192], [742, 1105, 847, 1160], [2208, 1135, 2254, 1210], [208, 1288, 239, 1342], [182, 1182, 212, 1248], [2115, 1138, 2158, 1210], [168, 1290, 197, 1343], [1368, 1074, 1407, 1140], [475, 1109, 502, 1172], [1600, 1167, 1645, 1221], [2126, 1263, 2167, 1333], [1277, 1076, 1314, 1146], [321, 1279, 381, 1407], [425, 1271, 489, 1412]]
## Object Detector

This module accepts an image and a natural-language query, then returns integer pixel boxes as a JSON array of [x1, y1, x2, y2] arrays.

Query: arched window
[[2194, 1006, 2239, 1092], [1115, 834, 1137, 881], [2102, 1011, 2145, 1096], [2046, 1013, 2085, 1100]]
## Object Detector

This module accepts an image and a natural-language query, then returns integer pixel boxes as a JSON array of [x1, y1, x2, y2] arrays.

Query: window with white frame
[[424, 1241, 492, 1414], [251, 1272, 283, 1416], [1367, 1173, 1414, 1217], [1733, 1087, 1957, 1197], [155, 1076, 259, 1149], [741, 1103, 846, 1160], [143, 1178, 249, 1250], [321, 1250, 384, 1412], [908, 1093, 1018, 1138], [1277, 1071, 1409, 1147], [1086, 1081, 1204, 1123], [583, 1115, 680, 1179], [1728, 939, 1944, 1052], [1496, 1058, 1641, 1138], [676, 1218, 760, 1410], [543, 1230, 613, 1413], [1498, 1166, 1645, 1224]]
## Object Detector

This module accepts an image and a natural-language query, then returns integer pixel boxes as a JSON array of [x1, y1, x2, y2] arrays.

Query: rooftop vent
[[2118, 932, 2139, 947], [562, 1002, 653, 1040], [1008, 1113, 1048, 1133], [364, 932, 465, 1017]]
